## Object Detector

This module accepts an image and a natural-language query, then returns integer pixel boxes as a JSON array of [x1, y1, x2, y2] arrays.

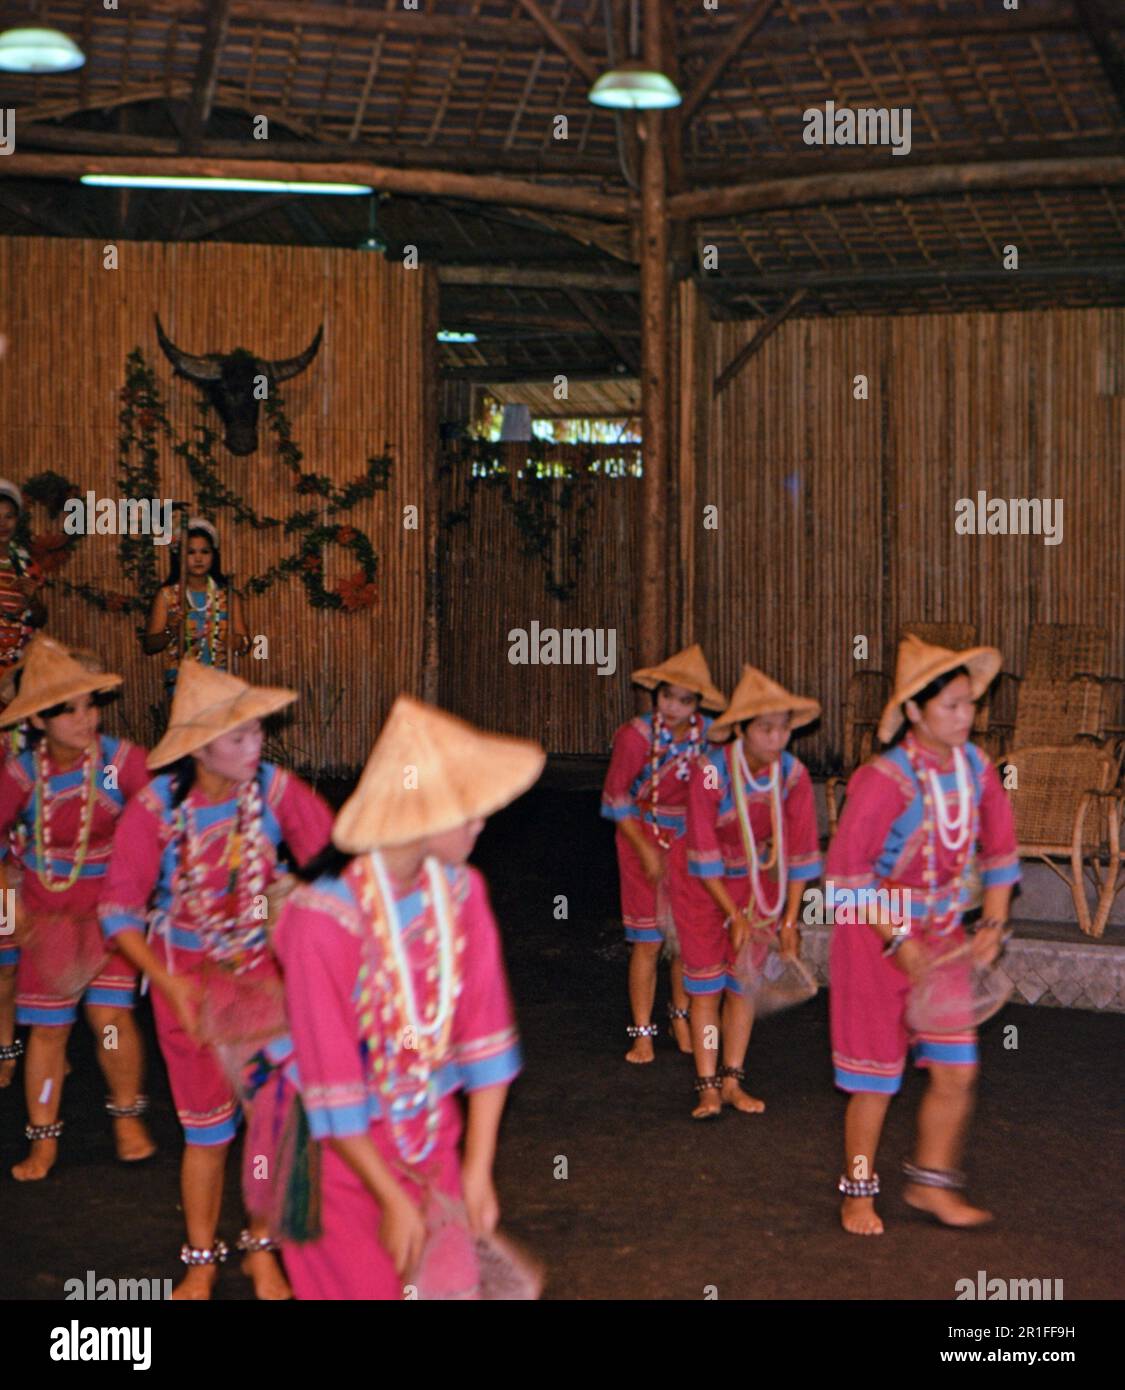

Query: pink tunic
[[826, 734, 1020, 1093], [267, 858, 522, 1300], [601, 713, 712, 943], [671, 745, 821, 993], [99, 762, 332, 1145], [0, 735, 149, 1024]]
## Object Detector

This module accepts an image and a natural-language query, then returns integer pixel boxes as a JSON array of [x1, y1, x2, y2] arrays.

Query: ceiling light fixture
[[588, 58, 681, 111], [81, 174, 373, 195], [0, 26, 85, 73]]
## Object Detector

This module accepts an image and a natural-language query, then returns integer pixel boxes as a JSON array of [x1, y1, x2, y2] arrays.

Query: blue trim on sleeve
[[789, 859, 822, 882], [101, 910, 145, 940], [304, 1101, 371, 1141], [459, 1043, 523, 1093]]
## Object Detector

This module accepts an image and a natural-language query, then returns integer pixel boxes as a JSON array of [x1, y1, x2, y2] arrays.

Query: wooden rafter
[[705, 261, 1125, 294], [1074, 0, 1125, 126], [669, 155, 1125, 219], [564, 289, 641, 371], [511, 0, 599, 84], [180, 0, 233, 151], [0, 153, 628, 221], [713, 289, 806, 394], [439, 265, 638, 292], [680, 0, 781, 126]]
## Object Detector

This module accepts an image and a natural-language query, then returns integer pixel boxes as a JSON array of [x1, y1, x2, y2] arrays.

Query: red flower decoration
[[105, 592, 129, 612], [136, 409, 158, 430], [335, 526, 357, 545], [29, 532, 72, 574], [302, 553, 322, 573], [336, 571, 376, 610]]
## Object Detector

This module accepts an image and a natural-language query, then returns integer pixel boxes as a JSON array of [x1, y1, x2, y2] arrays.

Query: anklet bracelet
[[719, 1064, 746, 1083], [0, 1038, 24, 1061], [667, 1005, 690, 1021], [180, 1239, 230, 1267], [25, 1120, 64, 1141], [106, 1094, 150, 1119], [627, 1023, 660, 1038], [838, 1174, 880, 1198], [693, 1074, 722, 1092], [902, 1160, 966, 1190], [237, 1229, 280, 1254]]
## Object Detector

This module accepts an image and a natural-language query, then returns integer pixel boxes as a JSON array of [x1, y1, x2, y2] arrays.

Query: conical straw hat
[[878, 634, 1001, 744], [707, 664, 821, 742], [631, 643, 726, 711], [333, 695, 546, 852], [0, 635, 122, 727], [147, 659, 296, 768]]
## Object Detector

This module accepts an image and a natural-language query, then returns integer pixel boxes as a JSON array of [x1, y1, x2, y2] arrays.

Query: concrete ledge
[[800, 925, 1125, 1013]]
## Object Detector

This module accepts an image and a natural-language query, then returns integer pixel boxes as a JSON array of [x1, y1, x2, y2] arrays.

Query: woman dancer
[[675, 666, 822, 1119], [143, 518, 249, 698], [254, 696, 543, 1299], [99, 660, 332, 1298], [0, 479, 47, 677], [602, 645, 725, 1061], [0, 636, 153, 1178], [828, 636, 1018, 1235]]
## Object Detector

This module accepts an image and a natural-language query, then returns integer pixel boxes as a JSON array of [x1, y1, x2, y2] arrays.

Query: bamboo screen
[[693, 296, 1125, 773], [438, 443, 642, 754], [0, 237, 430, 774]]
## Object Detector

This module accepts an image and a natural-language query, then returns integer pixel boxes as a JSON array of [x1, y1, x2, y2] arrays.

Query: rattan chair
[[985, 624, 1113, 755], [1003, 744, 1125, 938], [827, 670, 889, 836]]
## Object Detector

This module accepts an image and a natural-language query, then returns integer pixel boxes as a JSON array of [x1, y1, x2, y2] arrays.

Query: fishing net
[[19, 906, 108, 1000], [733, 925, 818, 1017], [196, 958, 288, 1088], [905, 936, 1014, 1034], [411, 1186, 543, 1301]]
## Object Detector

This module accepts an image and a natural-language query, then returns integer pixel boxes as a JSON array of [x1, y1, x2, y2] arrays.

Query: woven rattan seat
[[1003, 744, 1124, 937]]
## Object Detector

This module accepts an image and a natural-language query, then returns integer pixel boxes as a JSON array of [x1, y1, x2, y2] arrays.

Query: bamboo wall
[[438, 444, 642, 753], [693, 295, 1125, 772], [0, 237, 430, 773]]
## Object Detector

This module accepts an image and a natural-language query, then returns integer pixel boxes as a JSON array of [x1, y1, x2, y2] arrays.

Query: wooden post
[[226, 570, 235, 673], [175, 505, 188, 664], [421, 265, 441, 705], [638, 0, 669, 672]]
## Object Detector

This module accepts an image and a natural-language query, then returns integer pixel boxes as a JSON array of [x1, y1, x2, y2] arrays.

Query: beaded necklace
[[647, 711, 700, 850], [901, 735, 977, 936], [172, 774, 271, 973], [33, 738, 98, 893], [356, 852, 466, 1165], [180, 578, 221, 664], [730, 742, 787, 919]]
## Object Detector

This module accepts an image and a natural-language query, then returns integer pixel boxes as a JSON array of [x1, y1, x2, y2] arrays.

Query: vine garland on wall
[[28, 348, 392, 615]]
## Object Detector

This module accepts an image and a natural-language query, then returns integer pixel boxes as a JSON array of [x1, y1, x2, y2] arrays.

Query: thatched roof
[[2, 0, 1123, 380]]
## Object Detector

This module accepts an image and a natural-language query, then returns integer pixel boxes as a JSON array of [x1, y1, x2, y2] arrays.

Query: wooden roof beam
[[179, 0, 233, 152], [512, 0, 600, 84], [0, 153, 628, 220], [1074, 0, 1125, 126], [680, 0, 781, 126], [439, 264, 639, 292], [564, 289, 641, 372], [703, 260, 1125, 294], [669, 154, 1125, 218]]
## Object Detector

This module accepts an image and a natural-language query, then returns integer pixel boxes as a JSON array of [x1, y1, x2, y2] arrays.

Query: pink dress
[[264, 858, 522, 1300], [99, 762, 332, 1145], [672, 745, 821, 994], [826, 733, 1019, 1093], [601, 713, 713, 943], [0, 735, 149, 1025]]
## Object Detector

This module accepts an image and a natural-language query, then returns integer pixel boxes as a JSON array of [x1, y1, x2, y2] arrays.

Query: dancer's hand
[[381, 1190, 427, 1279], [729, 910, 749, 954], [640, 844, 665, 884], [461, 1165, 500, 1237], [162, 974, 203, 1040], [778, 922, 800, 960], [971, 921, 1006, 966], [893, 938, 927, 983]]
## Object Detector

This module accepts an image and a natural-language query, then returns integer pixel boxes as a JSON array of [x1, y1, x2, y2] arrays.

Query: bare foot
[[720, 1078, 765, 1114], [903, 1183, 992, 1228], [691, 1084, 722, 1120], [625, 1035, 655, 1064], [841, 1196, 884, 1235], [0, 1058, 16, 1089], [670, 1017, 692, 1054], [242, 1250, 292, 1300], [12, 1138, 58, 1182], [172, 1266, 220, 1300], [112, 1115, 157, 1163]]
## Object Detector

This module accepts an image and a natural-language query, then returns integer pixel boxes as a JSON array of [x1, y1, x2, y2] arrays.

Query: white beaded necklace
[[370, 850, 455, 1040], [925, 745, 972, 851], [732, 743, 787, 919]]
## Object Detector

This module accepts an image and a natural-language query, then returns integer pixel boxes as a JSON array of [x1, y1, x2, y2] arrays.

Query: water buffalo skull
[[154, 315, 324, 456]]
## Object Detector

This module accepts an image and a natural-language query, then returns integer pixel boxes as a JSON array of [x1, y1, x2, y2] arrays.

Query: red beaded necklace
[[647, 711, 701, 850]]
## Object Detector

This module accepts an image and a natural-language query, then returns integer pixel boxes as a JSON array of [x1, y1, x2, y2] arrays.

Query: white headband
[[185, 516, 219, 546], [0, 478, 23, 512]]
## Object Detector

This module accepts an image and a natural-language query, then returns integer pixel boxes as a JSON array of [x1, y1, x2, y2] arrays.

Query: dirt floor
[[1, 780, 1122, 1301]]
